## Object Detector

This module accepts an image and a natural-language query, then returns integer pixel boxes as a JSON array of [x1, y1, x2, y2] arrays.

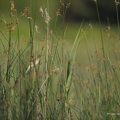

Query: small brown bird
[[26, 55, 41, 73]]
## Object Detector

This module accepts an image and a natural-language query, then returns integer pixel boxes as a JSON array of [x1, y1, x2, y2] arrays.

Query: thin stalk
[[16, 21, 22, 120], [6, 31, 12, 82], [70, 21, 84, 58], [29, 19, 34, 56], [43, 0, 50, 118], [95, 1, 107, 81], [115, 3, 120, 40], [84, 31, 96, 86], [95, 1, 105, 58], [0, 66, 4, 120], [66, 23, 83, 94], [5, 30, 12, 120], [46, 23, 49, 76], [45, 0, 50, 78], [0, 38, 6, 51]]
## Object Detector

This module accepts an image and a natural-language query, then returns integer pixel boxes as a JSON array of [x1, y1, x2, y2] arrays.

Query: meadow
[[0, 0, 120, 120]]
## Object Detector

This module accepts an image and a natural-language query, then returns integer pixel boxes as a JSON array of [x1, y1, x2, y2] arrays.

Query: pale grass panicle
[[39, 6, 44, 17], [26, 55, 41, 73], [10, 1, 16, 17], [35, 25, 40, 33], [27, 17, 33, 20], [39, 6, 51, 24], [44, 8, 51, 24], [115, 0, 120, 5], [93, 0, 97, 2]]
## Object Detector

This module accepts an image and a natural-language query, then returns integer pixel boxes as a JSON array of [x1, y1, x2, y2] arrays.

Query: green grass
[[0, 1, 120, 120]]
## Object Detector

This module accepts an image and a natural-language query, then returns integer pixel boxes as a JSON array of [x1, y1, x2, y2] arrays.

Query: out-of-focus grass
[[61, 22, 119, 64], [0, 1, 120, 120]]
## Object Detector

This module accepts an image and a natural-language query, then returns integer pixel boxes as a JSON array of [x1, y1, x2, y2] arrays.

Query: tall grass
[[0, 0, 120, 120]]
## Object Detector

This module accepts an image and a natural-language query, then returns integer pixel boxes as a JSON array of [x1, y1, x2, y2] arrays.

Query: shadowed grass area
[[0, 1, 120, 120]]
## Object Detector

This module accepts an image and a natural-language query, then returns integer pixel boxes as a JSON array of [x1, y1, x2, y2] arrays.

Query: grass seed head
[[39, 6, 51, 24], [93, 0, 97, 2], [115, 0, 120, 5]]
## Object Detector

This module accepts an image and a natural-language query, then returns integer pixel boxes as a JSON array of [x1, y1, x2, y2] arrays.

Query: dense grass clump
[[0, 0, 120, 120]]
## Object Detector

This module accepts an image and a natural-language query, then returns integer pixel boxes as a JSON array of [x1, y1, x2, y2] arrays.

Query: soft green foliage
[[0, 1, 120, 120]]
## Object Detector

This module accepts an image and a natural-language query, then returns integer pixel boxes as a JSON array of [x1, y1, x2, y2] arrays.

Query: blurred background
[[65, 0, 120, 23], [0, 0, 120, 52], [0, 0, 120, 23], [0, 0, 120, 68]]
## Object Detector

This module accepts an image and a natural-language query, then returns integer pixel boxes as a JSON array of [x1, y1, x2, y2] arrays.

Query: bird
[[26, 55, 41, 73]]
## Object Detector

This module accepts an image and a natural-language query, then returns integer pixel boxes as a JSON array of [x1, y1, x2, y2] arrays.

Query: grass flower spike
[[39, 6, 51, 24], [26, 55, 41, 73]]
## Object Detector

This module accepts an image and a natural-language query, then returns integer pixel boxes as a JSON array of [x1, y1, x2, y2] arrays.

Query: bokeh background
[[0, 0, 120, 23], [0, 0, 120, 64], [65, 0, 120, 23]]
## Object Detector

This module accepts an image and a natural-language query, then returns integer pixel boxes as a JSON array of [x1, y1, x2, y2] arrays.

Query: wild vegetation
[[0, 0, 120, 120]]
